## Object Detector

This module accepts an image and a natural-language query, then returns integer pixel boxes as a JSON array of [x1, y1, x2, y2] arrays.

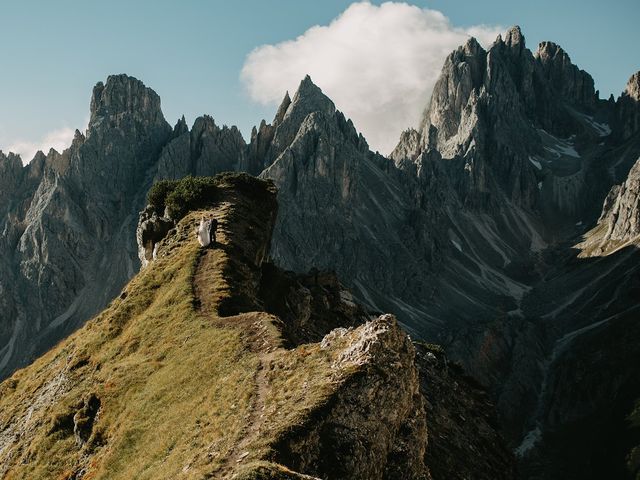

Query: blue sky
[[0, 0, 638, 160]]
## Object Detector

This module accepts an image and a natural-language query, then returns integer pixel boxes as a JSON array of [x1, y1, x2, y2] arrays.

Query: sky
[[0, 0, 638, 161]]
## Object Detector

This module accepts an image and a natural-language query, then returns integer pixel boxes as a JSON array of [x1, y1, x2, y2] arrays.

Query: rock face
[[155, 115, 248, 180], [271, 315, 429, 480], [136, 206, 175, 268], [0, 74, 172, 379], [617, 71, 640, 140], [535, 41, 596, 108], [577, 156, 640, 255], [416, 343, 516, 480], [259, 266, 514, 480]]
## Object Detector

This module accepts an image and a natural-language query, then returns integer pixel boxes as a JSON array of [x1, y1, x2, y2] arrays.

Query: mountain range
[[0, 25, 639, 479]]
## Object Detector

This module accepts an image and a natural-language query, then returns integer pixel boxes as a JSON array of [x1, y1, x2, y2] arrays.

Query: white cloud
[[6, 127, 76, 165], [241, 1, 502, 154]]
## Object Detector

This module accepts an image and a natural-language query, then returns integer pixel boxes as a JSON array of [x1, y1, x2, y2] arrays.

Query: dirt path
[[218, 346, 276, 478], [193, 202, 232, 318], [192, 203, 280, 479]]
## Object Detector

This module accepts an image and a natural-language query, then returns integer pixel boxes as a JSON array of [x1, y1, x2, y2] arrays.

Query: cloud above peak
[[241, 1, 501, 154]]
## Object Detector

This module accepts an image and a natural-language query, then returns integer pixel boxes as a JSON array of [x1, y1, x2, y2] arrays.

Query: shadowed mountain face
[[0, 26, 639, 478]]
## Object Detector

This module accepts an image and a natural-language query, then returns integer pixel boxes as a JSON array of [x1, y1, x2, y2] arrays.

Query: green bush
[[147, 176, 220, 220], [147, 179, 177, 214]]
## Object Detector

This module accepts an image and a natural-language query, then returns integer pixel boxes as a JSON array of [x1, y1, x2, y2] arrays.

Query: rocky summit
[[0, 25, 639, 480]]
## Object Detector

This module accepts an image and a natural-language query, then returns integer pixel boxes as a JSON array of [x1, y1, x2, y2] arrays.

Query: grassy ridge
[[0, 174, 377, 479], [0, 211, 259, 479]]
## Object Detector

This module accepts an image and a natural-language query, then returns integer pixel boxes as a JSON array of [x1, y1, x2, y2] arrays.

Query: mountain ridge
[[0, 173, 514, 479], [1, 25, 639, 478]]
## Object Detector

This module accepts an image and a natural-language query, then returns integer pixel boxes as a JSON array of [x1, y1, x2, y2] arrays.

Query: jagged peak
[[451, 36, 485, 61], [89, 73, 164, 127], [189, 115, 244, 143], [32, 150, 48, 163], [623, 71, 640, 101], [463, 36, 483, 56], [259, 75, 338, 166], [73, 128, 85, 143], [535, 41, 568, 62], [535, 40, 596, 106], [504, 25, 525, 49], [289, 75, 335, 117], [173, 115, 189, 136], [27, 150, 46, 176], [191, 114, 217, 134], [274, 91, 292, 126], [0, 150, 23, 168]]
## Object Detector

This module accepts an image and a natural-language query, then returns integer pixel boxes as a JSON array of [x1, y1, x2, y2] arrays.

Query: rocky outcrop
[[258, 264, 371, 347], [535, 41, 596, 108], [616, 71, 640, 140], [136, 206, 175, 268], [271, 315, 429, 480], [598, 156, 640, 240], [578, 156, 640, 255], [258, 262, 515, 479]]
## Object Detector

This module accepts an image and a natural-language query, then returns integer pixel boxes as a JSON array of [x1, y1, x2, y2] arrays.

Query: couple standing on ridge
[[197, 216, 218, 248]]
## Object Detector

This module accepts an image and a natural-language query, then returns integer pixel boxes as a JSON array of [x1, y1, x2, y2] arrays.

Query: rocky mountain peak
[[274, 91, 292, 126], [504, 25, 525, 51], [462, 35, 483, 56], [624, 71, 640, 101], [154, 114, 248, 180], [0, 150, 23, 170], [0, 151, 24, 204], [411, 34, 487, 159], [535, 41, 564, 61], [173, 115, 189, 137], [31, 150, 47, 165], [89, 74, 166, 130], [72, 128, 85, 146], [191, 114, 217, 136], [535, 41, 596, 107], [289, 75, 336, 118], [259, 75, 337, 167], [616, 71, 640, 140]]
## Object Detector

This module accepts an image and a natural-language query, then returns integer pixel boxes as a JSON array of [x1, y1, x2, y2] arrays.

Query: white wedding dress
[[197, 218, 212, 247]]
